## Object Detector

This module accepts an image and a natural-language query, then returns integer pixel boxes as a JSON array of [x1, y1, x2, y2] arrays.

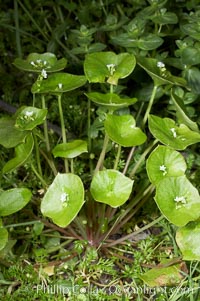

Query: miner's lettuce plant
[[1, 50, 200, 267]]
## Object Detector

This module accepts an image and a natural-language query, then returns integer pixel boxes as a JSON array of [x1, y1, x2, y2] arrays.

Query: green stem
[[111, 184, 155, 235], [129, 140, 157, 178], [142, 85, 158, 127], [113, 144, 121, 170], [31, 164, 48, 188], [39, 148, 57, 177], [94, 134, 109, 173], [41, 95, 50, 153], [94, 203, 107, 239], [123, 146, 135, 175], [33, 130, 42, 177], [73, 218, 87, 240], [87, 98, 91, 153], [110, 84, 114, 94], [4, 220, 42, 228], [57, 94, 69, 173]]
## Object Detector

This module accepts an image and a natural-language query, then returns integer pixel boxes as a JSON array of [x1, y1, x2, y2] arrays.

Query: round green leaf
[[15, 107, 47, 131], [0, 188, 32, 216], [176, 221, 200, 260], [149, 115, 200, 150], [3, 134, 34, 173], [90, 169, 133, 208], [84, 52, 136, 85], [13, 52, 67, 73], [104, 114, 147, 147], [0, 227, 8, 251], [52, 140, 88, 159], [41, 173, 85, 227], [85, 92, 137, 110], [155, 176, 200, 227], [0, 118, 28, 148], [146, 145, 187, 185], [31, 73, 87, 94], [137, 57, 186, 87]]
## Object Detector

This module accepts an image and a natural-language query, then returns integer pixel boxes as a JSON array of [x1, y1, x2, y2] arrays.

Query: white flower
[[25, 111, 34, 117], [159, 165, 167, 175], [41, 69, 47, 78], [23, 110, 34, 121], [170, 128, 177, 138], [36, 59, 42, 64], [30, 61, 36, 66], [174, 196, 186, 203], [106, 63, 116, 75], [60, 192, 68, 203], [58, 83, 63, 89], [174, 196, 187, 209], [157, 61, 165, 68]]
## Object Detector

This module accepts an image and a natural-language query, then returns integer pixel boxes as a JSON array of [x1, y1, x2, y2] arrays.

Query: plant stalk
[[57, 94, 69, 173], [113, 144, 121, 170], [41, 95, 50, 153], [94, 133, 109, 173], [142, 85, 158, 127]]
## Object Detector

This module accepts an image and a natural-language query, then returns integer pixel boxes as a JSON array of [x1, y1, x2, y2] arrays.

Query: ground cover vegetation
[[1, 0, 200, 300]]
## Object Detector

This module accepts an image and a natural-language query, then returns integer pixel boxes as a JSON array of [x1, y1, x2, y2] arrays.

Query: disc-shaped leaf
[[154, 176, 200, 227], [52, 140, 88, 158], [0, 188, 32, 216], [0, 227, 8, 251], [3, 134, 34, 173], [137, 57, 186, 87], [85, 92, 137, 110], [90, 169, 133, 208], [13, 52, 67, 73], [84, 52, 136, 85], [31, 73, 87, 94], [41, 173, 85, 227], [0, 118, 28, 148], [176, 221, 200, 260], [15, 107, 47, 131], [149, 115, 200, 150], [146, 145, 187, 185], [104, 114, 147, 147]]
